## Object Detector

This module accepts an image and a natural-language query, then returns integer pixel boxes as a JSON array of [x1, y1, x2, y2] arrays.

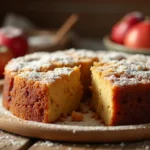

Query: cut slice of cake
[[10, 67, 83, 123], [3, 49, 98, 110], [91, 60, 150, 126], [3, 52, 55, 110]]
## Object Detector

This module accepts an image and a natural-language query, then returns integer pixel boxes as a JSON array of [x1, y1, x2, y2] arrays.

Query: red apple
[[124, 20, 150, 49], [111, 11, 144, 44], [123, 11, 145, 22], [0, 46, 13, 78], [0, 26, 28, 57]]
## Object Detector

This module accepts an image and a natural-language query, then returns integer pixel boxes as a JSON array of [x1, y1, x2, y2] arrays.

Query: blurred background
[[1, 0, 150, 49], [1, 0, 149, 37]]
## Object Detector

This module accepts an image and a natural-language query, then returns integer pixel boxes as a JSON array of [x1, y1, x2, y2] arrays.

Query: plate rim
[[1, 105, 150, 143], [103, 35, 150, 55]]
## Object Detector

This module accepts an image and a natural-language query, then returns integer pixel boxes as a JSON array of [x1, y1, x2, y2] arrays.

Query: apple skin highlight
[[124, 21, 150, 49], [111, 11, 144, 45], [0, 27, 28, 57]]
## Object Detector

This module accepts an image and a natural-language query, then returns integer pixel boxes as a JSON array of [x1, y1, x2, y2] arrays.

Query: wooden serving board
[[1, 94, 150, 143]]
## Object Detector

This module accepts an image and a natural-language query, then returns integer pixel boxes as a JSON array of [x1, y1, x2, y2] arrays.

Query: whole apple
[[111, 11, 145, 44], [0, 46, 13, 78], [124, 20, 150, 49], [0, 26, 28, 57]]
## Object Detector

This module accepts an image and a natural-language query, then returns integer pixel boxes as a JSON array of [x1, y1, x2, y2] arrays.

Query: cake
[[3, 49, 150, 125], [10, 67, 83, 123], [91, 60, 150, 125], [3, 49, 98, 110], [97, 51, 130, 62]]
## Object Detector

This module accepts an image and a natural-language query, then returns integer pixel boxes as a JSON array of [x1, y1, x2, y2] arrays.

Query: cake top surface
[[17, 67, 75, 84], [5, 52, 52, 72], [98, 51, 150, 64], [128, 54, 150, 63], [93, 59, 150, 86], [98, 51, 130, 62], [5, 48, 150, 76], [5, 49, 97, 72], [65, 48, 97, 59]]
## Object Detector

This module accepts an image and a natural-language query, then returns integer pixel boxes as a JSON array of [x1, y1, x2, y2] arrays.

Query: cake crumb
[[71, 111, 84, 122]]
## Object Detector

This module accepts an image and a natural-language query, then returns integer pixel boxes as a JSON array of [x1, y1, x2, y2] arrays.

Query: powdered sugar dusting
[[49, 51, 75, 65], [5, 50, 150, 73], [5, 52, 52, 72], [65, 48, 97, 58], [5, 49, 98, 73], [94, 59, 150, 86], [98, 51, 150, 65], [98, 51, 130, 61], [18, 67, 74, 83]]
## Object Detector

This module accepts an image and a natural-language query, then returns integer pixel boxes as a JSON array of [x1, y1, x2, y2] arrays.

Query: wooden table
[[1, 129, 150, 150]]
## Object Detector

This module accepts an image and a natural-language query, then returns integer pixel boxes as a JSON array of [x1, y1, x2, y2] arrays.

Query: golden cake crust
[[3, 49, 150, 125], [10, 67, 83, 123], [91, 60, 150, 125], [3, 49, 98, 110]]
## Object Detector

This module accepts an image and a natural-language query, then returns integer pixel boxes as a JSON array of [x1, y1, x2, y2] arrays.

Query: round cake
[[3, 49, 150, 125]]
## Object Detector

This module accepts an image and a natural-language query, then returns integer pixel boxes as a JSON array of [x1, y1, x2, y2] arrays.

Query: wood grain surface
[[0, 130, 31, 150], [28, 141, 150, 150], [1, 131, 150, 150]]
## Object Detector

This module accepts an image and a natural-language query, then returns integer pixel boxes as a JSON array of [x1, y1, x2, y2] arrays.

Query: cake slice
[[3, 52, 55, 110], [91, 60, 150, 126], [3, 49, 98, 110], [10, 67, 83, 123]]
